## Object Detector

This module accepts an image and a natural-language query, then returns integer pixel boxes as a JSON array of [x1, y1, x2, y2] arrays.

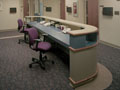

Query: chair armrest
[[34, 39, 42, 49], [34, 39, 42, 42], [42, 34, 48, 36], [42, 34, 48, 41], [23, 25, 26, 29], [23, 25, 26, 27]]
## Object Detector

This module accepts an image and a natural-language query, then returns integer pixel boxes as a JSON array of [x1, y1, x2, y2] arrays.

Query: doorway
[[86, 0, 98, 27]]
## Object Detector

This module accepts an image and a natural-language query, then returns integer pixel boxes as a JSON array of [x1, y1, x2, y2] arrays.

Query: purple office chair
[[28, 28, 54, 70], [17, 19, 29, 44]]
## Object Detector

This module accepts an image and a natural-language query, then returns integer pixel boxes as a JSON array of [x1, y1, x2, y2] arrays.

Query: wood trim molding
[[69, 42, 99, 52], [67, 30, 98, 36]]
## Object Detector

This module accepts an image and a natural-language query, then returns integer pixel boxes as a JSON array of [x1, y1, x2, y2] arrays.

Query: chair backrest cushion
[[17, 19, 23, 30], [28, 28, 39, 45]]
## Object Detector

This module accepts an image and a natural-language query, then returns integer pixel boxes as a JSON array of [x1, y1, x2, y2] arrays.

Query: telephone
[[43, 22, 51, 26], [62, 28, 71, 34], [50, 21, 55, 25], [40, 21, 46, 24], [43, 21, 55, 26]]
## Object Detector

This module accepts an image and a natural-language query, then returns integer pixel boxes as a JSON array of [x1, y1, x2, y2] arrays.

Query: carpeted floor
[[97, 44, 120, 90], [0, 31, 73, 90], [0, 31, 120, 90], [0, 30, 21, 38]]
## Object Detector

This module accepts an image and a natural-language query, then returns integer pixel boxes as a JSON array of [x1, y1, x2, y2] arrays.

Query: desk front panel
[[28, 22, 70, 48]]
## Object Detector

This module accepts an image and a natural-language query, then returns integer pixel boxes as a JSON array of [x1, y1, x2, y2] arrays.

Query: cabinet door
[[87, 0, 98, 27], [23, 0, 29, 17], [60, 0, 65, 19]]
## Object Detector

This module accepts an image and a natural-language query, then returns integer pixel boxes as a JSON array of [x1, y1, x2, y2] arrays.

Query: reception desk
[[26, 16, 98, 88]]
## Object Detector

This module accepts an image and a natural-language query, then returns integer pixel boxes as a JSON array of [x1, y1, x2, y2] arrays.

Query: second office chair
[[17, 19, 30, 44]]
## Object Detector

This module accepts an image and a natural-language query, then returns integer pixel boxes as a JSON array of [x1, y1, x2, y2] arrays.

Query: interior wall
[[43, 0, 60, 18], [99, 0, 120, 47], [0, 0, 23, 30], [66, 0, 85, 23]]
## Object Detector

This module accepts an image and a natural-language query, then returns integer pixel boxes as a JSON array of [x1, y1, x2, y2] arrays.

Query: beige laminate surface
[[75, 63, 112, 90], [25, 16, 98, 36]]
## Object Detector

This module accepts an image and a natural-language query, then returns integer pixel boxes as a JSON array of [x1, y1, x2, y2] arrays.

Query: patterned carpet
[[97, 44, 120, 90], [0, 33, 73, 90], [0, 31, 120, 90]]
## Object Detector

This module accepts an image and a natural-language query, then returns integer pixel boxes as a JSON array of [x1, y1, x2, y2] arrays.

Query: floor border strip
[[0, 35, 23, 40]]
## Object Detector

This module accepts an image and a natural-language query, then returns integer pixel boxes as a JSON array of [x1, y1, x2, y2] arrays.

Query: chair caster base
[[18, 40, 20, 44], [29, 56, 54, 70], [52, 61, 55, 64], [29, 64, 32, 68], [41, 66, 45, 70], [43, 56, 47, 60], [18, 39, 28, 44], [32, 58, 36, 62]]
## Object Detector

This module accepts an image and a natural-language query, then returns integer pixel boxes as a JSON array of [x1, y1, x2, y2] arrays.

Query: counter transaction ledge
[[25, 16, 99, 88]]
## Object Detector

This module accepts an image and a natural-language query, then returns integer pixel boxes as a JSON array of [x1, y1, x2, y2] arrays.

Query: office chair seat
[[38, 42, 51, 51], [31, 42, 51, 51]]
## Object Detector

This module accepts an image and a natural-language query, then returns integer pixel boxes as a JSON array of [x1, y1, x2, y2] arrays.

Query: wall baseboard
[[99, 40, 120, 50], [0, 29, 17, 32]]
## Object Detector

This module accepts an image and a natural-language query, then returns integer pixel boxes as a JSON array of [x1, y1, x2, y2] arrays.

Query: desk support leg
[[69, 47, 98, 88]]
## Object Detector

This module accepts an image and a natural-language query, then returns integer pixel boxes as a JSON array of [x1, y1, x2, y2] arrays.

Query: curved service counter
[[25, 16, 99, 88]]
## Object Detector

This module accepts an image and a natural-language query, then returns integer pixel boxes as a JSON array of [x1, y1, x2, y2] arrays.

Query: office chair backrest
[[17, 19, 23, 30], [28, 28, 39, 45]]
